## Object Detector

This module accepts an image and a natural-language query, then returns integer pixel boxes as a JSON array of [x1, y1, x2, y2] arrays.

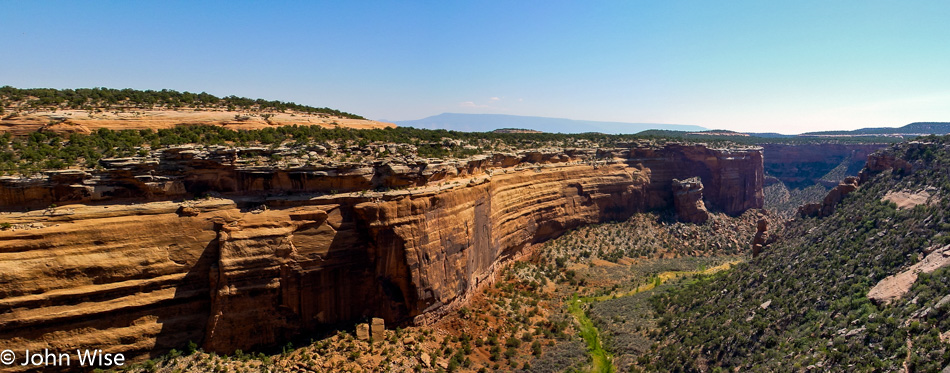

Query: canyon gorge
[[0, 143, 765, 366]]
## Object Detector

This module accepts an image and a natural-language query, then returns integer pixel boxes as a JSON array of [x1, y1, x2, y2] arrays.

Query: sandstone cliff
[[762, 143, 886, 188], [0, 144, 763, 213], [0, 143, 763, 367]]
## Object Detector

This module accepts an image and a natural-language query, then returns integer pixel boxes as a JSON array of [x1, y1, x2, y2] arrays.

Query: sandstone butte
[[0, 108, 394, 135], [0, 142, 764, 368]]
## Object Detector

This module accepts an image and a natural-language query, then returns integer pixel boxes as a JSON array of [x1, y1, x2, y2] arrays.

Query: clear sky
[[3, 1, 950, 134]]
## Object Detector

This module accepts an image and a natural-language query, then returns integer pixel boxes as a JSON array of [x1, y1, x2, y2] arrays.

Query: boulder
[[371, 317, 385, 340], [176, 205, 200, 217], [356, 323, 370, 341]]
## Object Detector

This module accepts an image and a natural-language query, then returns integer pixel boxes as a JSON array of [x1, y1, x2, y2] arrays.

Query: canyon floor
[[118, 210, 771, 373]]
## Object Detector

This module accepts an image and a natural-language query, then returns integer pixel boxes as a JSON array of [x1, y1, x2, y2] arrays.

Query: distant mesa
[[491, 128, 543, 134], [0, 86, 393, 135], [800, 122, 950, 138], [392, 113, 706, 134], [685, 130, 749, 137], [744, 132, 797, 138]]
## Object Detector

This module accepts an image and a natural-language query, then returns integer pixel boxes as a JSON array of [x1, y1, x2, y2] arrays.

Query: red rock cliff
[[0, 143, 763, 368], [761, 143, 886, 188]]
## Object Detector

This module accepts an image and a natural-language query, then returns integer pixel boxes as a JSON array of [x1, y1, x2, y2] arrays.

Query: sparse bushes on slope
[[0, 86, 365, 119], [642, 136, 950, 372]]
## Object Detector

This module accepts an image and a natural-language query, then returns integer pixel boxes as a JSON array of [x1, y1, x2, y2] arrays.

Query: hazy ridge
[[391, 113, 706, 134]]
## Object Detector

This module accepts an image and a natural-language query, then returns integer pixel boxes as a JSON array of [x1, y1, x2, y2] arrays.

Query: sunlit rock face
[[0, 143, 763, 365]]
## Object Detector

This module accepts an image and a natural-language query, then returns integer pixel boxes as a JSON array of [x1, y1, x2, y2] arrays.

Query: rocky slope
[[0, 143, 762, 367], [643, 137, 950, 372]]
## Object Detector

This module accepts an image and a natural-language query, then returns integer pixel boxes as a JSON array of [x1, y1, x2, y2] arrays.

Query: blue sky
[[3, 1, 950, 133]]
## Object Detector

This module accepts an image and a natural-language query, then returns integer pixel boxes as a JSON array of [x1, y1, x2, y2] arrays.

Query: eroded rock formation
[[0, 143, 764, 367], [860, 144, 917, 183], [798, 176, 860, 218], [752, 218, 769, 258], [672, 177, 710, 224]]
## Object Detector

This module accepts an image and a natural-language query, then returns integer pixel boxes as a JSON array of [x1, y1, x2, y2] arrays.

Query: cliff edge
[[0, 143, 763, 367]]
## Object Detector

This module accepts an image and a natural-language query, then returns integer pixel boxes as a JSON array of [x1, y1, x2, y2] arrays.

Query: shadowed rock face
[[0, 143, 763, 366], [762, 144, 886, 188]]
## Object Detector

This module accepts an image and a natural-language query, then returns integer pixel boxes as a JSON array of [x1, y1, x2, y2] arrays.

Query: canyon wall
[[761, 143, 886, 188], [0, 143, 763, 368]]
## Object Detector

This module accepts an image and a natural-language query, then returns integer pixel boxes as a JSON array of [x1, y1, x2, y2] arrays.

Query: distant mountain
[[745, 132, 797, 138], [391, 113, 706, 134], [491, 128, 543, 134], [801, 122, 950, 137]]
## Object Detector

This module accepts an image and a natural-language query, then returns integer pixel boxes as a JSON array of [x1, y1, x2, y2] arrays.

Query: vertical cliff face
[[354, 163, 652, 325], [761, 143, 886, 188], [0, 143, 763, 366], [628, 144, 764, 214], [0, 202, 226, 363]]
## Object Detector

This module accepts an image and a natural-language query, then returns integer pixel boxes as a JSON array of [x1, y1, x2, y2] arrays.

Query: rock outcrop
[[798, 176, 860, 218], [751, 218, 769, 258], [0, 143, 764, 368], [799, 142, 931, 218], [882, 189, 938, 210], [632, 144, 764, 215], [868, 244, 950, 305], [860, 144, 917, 183], [672, 177, 710, 223]]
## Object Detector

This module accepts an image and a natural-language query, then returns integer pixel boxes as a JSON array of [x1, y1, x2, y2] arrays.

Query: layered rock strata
[[672, 177, 710, 224], [0, 143, 763, 368], [761, 143, 886, 188], [0, 144, 763, 213]]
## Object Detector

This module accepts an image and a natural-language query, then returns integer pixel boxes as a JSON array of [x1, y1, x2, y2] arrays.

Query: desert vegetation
[[637, 136, 950, 372], [0, 86, 364, 119], [0, 87, 906, 178], [117, 209, 762, 372], [0, 124, 648, 175]]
